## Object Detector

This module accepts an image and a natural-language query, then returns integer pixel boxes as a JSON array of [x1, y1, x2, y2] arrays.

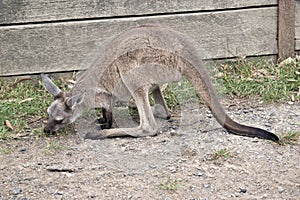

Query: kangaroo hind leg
[[84, 86, 158, 140], [151, 85, 171, 119]]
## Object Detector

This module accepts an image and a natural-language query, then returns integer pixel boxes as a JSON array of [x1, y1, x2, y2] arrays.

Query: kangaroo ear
[[65, 93, 84, 110], [41, 74, 62, 98]]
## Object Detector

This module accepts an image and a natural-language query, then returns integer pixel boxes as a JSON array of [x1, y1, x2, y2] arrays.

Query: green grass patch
[[0, 147, 11, 155], [213, 57, 300, 102], [158, 178, 179, 191], [44, 140, 65, 155], [163, 79, 199, 110], [278, 132, 300, 145], [210, 148, 231, 161]]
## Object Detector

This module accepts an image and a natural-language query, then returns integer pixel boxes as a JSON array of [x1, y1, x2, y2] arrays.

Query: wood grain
[[0, 0, 277, 25], [278, 0, 295, 59], [295, 0, 300, 50], [0, 8, 278, 76]]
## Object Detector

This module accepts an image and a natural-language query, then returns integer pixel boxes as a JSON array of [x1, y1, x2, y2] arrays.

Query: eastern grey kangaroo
[[42, 25, 279, 142]]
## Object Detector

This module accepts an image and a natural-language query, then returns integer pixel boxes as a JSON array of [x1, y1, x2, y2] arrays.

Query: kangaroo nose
[[44, 127, 51, 133], [44, 128, 57, 134], [44, 125, 56, 134]]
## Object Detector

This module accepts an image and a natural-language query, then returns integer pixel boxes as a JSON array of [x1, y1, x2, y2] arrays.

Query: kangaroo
[[42, 25, 279, 142]]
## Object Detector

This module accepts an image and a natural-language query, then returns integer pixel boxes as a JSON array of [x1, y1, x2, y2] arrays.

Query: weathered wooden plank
[[295, 0, 300, 50], [0, 0, 277, 25], [278, 0, 295, 59], [0, 7, 277, 76]]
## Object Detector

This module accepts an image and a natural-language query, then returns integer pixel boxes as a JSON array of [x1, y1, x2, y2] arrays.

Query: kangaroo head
[[41, 74, 84, 133]]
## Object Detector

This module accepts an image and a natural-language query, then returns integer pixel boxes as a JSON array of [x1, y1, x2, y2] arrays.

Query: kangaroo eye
[[55, 119, 63, 124]]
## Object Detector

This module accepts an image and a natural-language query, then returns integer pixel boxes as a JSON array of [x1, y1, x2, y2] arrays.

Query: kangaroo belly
[[120, 64, 182, 91]]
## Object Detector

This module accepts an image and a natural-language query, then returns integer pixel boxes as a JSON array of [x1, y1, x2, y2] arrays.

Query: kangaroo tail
[[182, 57, 279, 142], [223, 115, 279, 142]]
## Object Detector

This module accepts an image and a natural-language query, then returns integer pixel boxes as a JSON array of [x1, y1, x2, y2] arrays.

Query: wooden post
[[278, 0, 295, 60]]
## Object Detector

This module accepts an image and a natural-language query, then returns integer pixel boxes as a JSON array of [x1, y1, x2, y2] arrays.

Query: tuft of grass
[[0, 130, 13, 141], [211, 148, 231, 161], [278, 132, 300, 145], [0, 147, 11, 155], [158, 178, 179, 191], [213, 57, 300, 102], [162, 79, 200, 111], [44, 140, 65, 155]]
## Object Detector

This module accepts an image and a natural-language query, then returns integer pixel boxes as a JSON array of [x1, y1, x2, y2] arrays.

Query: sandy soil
[[0, 99, 299, 200]]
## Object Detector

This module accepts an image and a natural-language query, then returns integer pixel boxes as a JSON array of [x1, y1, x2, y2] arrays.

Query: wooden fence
[[0, 0, 299, 76]]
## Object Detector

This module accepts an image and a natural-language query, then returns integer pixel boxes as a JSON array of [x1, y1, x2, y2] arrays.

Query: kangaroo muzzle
[[44, 119, 59, 134]]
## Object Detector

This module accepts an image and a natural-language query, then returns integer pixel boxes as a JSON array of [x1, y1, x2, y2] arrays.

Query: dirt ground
[[0, 99, 299, 200]]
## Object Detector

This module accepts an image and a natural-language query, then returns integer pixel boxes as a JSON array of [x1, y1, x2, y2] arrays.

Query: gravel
[[0, 99, 299, 199]]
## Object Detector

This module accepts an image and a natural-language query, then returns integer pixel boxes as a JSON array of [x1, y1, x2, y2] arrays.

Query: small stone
[[12, 188, 22, 195], [55, 191, 63, 195], [239, 188, 247, 193], [149, 164, 157, 169], [90, 166, 97, 170], [243, 109, 250, 114], [169, 126, 178, 130], [19, 148, 26, 152], [169, 166, 177, 173], [22, 163, 30, 168], [234, 192, 241, 197], [206, 113, 213, 118], [193, 172, 203, 176], [270, 112, 276, 116], [66, 152, 72, 156], [170, 129, 177, 136], [278, 187, 285, 193], [121, 147, 126, 152]]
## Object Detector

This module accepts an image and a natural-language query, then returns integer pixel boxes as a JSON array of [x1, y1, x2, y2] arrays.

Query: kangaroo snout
[[44, 126, 52, 134], [43, 119, 59, 134], [44, 125, 55, 134]]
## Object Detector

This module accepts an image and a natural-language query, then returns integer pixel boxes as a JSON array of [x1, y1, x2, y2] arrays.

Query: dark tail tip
[[251, 127, 279, 142], [223, 117, 279, 142], [226, 126, 279, 142]]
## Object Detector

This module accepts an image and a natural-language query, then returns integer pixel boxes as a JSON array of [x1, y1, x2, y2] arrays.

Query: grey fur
[[42, 25, 279, 142]]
